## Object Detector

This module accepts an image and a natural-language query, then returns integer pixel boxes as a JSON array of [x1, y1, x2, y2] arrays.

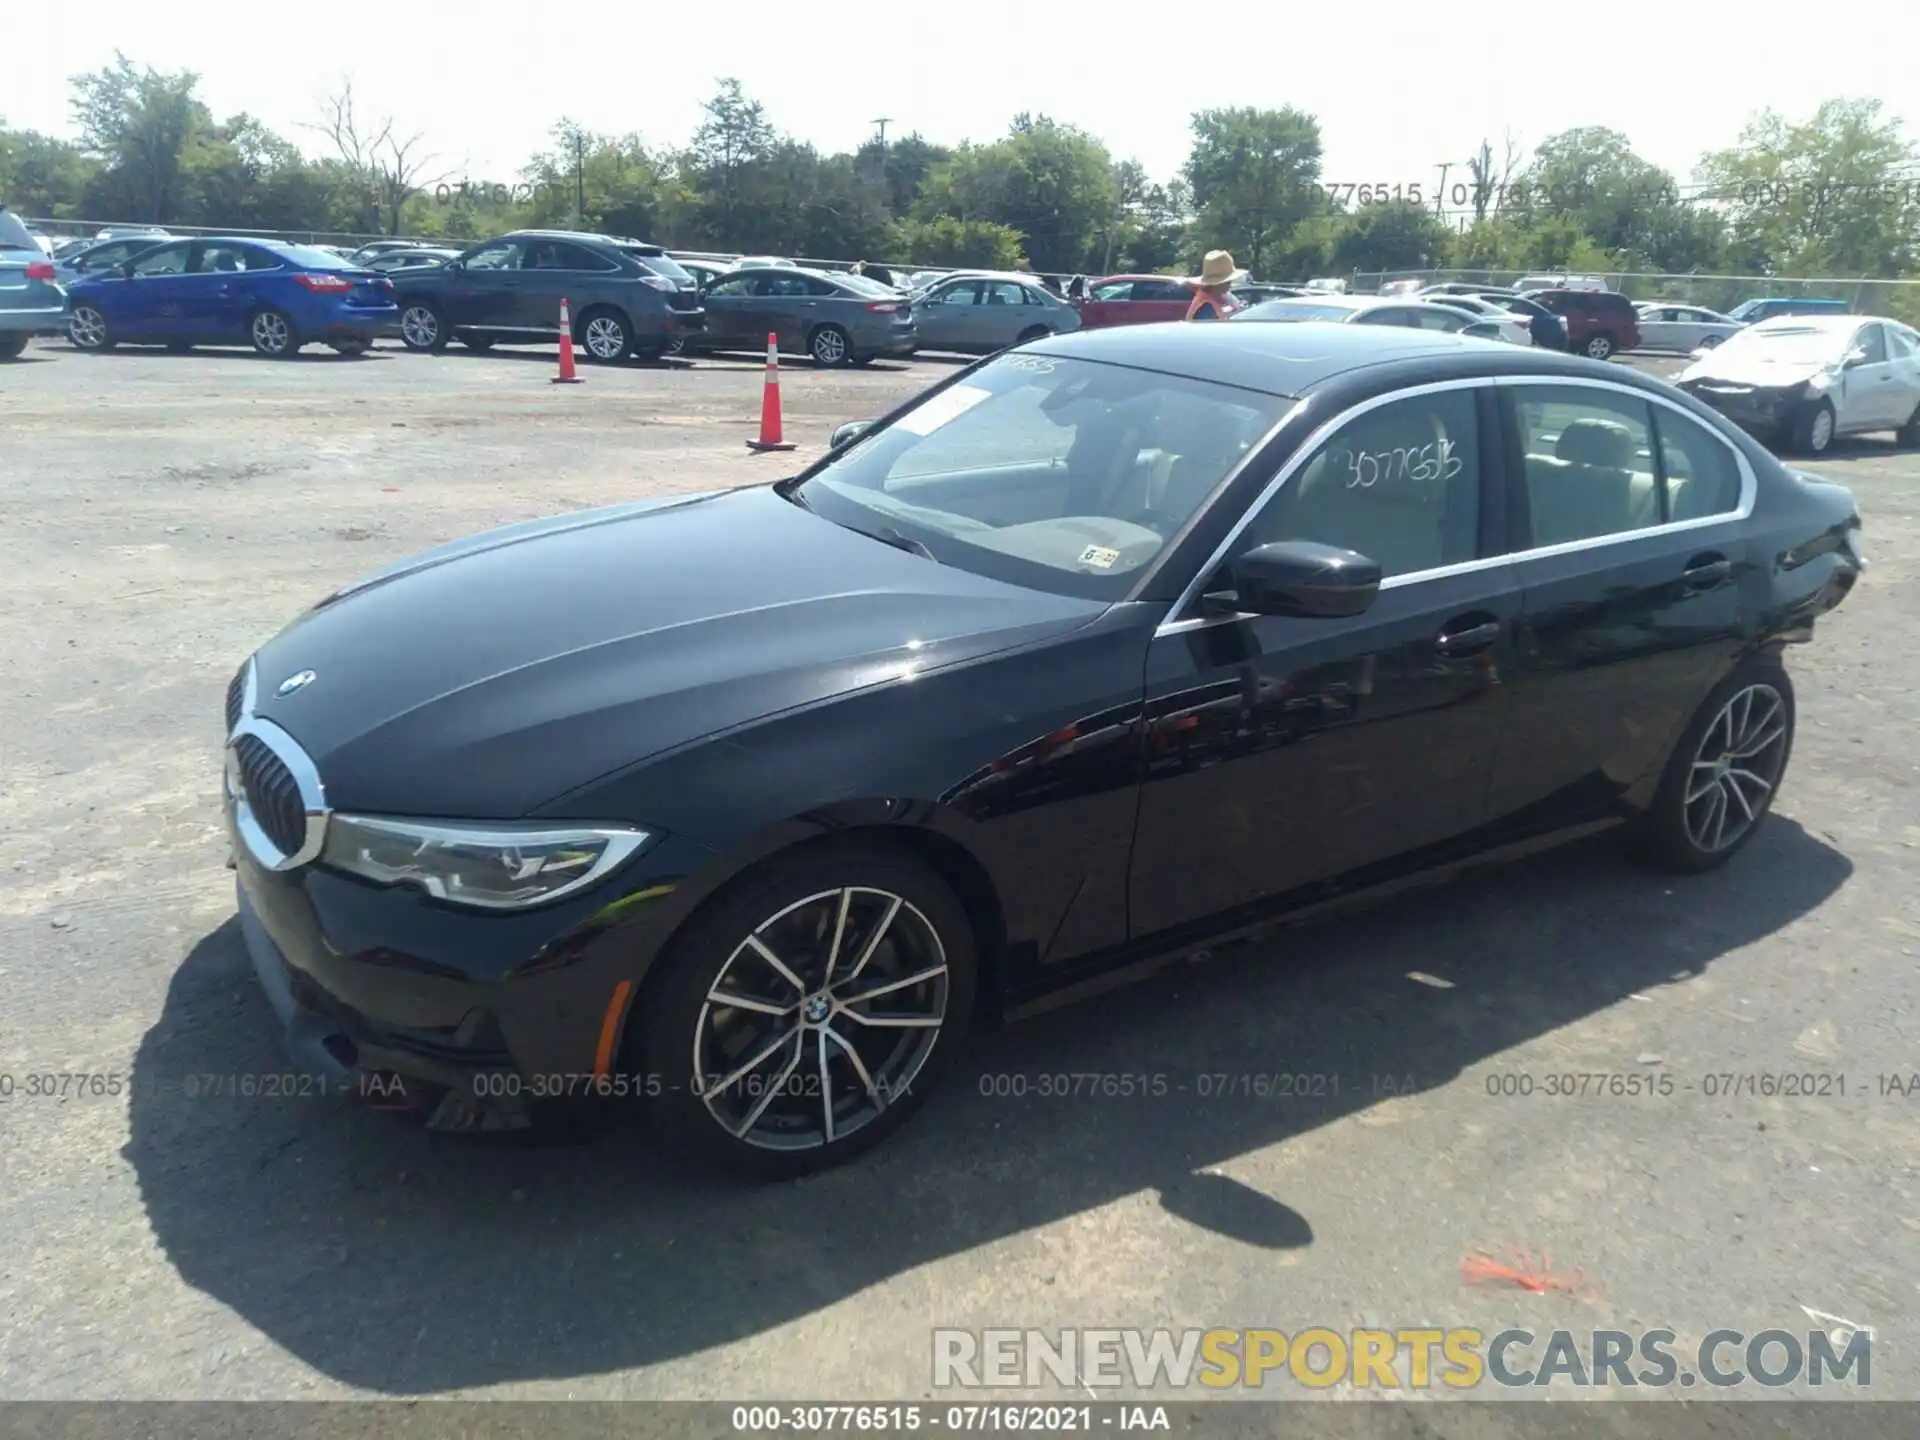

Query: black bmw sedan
[[223, 321, 1863, 1176]]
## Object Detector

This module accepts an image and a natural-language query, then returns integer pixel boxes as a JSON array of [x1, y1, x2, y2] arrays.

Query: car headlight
[[321, 815, 652, 911]]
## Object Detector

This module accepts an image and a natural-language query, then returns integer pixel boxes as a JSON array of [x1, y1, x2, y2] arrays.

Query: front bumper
[[225, 792, 717, 1131], [1681, 380, 1807, 436]]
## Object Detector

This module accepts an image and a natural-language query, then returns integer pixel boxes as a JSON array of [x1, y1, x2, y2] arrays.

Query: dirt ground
[[1, 338, 1915, 1420]]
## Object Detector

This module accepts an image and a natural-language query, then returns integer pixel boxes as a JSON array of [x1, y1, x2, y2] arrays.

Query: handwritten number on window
[[1335, 438, 1462, 489]]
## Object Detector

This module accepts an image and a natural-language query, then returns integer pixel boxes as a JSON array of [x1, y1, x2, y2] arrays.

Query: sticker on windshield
[[1079, 545, 1122, 570], [895, 384, 992, 436]]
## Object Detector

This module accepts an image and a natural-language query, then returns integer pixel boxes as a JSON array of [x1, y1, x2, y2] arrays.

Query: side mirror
[[1207, 540, 1381, 619], [1842, 348, 1868, 369], [443, 259, 464, 274], [831, 420, 875, 449]]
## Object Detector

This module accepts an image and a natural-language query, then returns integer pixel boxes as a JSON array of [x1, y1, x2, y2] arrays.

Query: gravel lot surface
[[1, 338, 1914, 1427]]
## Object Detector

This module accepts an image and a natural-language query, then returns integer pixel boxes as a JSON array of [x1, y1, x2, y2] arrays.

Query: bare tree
[[1467, 130, 1524, 221], [306, 80, 448, 234]]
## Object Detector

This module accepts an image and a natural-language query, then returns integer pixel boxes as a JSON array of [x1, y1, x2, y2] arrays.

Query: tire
[[1699, 334, 1724, 349], [1896, 404, 1920, 449], [399, 301, 448, 352], [249, 308, 300, 358], [329, 339, 369, 356], [634, 842, 979, 1179], [577, 307, 632, 362], [0, 335, 28, 360], [809, 324, 852, 368], [1790, 398, 1836, 455], [458, 332, 494, 352], [68, 305, 114, 351], [1583, 332, 1616, 361], [662, 335, 685, 358], [1631, 658, 1795, 874], [1015, 324, 1050, 346]]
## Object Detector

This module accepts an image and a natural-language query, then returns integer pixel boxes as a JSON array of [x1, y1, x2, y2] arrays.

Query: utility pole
[[1433, 161, 1452, 217], [574, 130, 586, 228], [871, 117, 892, 148]]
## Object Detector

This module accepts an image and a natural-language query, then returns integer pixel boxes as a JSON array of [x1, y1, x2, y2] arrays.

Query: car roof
[[504, 229, 657, 249], [1022, 319, 1634, 399]]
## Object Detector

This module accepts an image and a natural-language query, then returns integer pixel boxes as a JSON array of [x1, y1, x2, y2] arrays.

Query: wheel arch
[[613, 808, 1013, 1072]]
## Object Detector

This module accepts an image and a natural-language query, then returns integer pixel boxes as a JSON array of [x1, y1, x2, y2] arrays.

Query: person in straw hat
[[1184, 249, 1247, 321]]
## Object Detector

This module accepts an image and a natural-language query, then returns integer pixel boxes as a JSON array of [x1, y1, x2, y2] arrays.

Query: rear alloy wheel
[[0, 335, 29, 360], [638, 845, 977, 1178], [1896, 404, 1920, 449], [1699, 334, 1725, 349], [69, 305, 114, 351], [399, 302, 448, 352], [579, 309, 632, 362], [249, 308, 300, 358], [1633, 661, 1794, 873], [809, 324, 852, 367], [1583, 332, 1616, 360], [1792, 399, 1836, 455], [1016, 324, 1050, 346]]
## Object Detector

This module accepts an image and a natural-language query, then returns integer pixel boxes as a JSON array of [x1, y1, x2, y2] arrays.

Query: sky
[[6, 1, 1920, 197]]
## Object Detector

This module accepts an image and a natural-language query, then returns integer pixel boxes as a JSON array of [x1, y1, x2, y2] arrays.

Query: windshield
[[1712, 324, 1853, 365], [1233, 300, 1355, 322], [789, 354, 1292, 601]]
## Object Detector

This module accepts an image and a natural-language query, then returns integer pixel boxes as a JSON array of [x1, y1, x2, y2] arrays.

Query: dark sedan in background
[[697, 266, 916, 365], [64, 236, 396, 356], [221, 321, 1860, 1178], [391, 229, 704, 361]]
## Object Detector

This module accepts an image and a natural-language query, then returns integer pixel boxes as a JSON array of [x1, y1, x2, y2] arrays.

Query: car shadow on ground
[[127, 818, 1850, 1393], [417, 345, 698, 370]]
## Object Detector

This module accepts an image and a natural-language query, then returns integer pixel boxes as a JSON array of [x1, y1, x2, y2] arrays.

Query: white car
[[1516, 272, 1608, 292], [731, 255, 795, 270], [1418, 293, 1534, 345], [1634, 303, 1742, 353], [1676, 314, 1920, 455], [1231, 293, 1516, 342]]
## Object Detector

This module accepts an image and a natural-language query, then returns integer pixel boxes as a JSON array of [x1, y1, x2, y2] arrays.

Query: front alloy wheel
[[69, 305, 112, 350], [810, 325, 851, 367], [639, 846, 976, 1176], [1584, 333, 1615, 360], [695, 887, 948, 1151], [399, 303, 444, 351]]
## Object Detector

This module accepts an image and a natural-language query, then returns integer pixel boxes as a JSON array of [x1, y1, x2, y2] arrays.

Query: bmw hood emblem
[[276, 670, 316, 697]]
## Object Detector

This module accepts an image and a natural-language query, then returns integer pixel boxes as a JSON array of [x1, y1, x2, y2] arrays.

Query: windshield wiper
[[853, 525, 939, 562]]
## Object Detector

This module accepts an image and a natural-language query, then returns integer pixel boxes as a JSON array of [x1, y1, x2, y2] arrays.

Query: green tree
[[1325, 199, 1454, 273], [891, 215, 1026, 269], [1183, 106, 1324, 275], [856, 133, 950, 217], [521, 121, 683, 240], [69, 53, 214, 223], [1697, 98, 1920, 277], [913, 116, 1115, 272], [685, 79, 777, 248], [1506, 127, 1697, 267], [0, 126, 97, 217]]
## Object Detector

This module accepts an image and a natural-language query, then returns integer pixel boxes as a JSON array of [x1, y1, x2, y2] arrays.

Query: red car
[[1526, 287, 1643, 361], [1074, 274, 1193, 329]]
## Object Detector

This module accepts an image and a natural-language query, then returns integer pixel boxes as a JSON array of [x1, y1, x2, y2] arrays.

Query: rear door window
[[1510, 386, 1662, 545]]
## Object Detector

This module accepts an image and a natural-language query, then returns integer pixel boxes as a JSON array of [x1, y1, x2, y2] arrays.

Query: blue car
[[65, 236, 398, 357]]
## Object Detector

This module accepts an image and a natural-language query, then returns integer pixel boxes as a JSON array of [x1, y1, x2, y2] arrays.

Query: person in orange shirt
[[1184, 249, 1247, 321]]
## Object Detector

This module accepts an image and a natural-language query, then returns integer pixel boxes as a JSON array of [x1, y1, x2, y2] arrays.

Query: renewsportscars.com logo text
[[933, 1327, 1871, 1391]]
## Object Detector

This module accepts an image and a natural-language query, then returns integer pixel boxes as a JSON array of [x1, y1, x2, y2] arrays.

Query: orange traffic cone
[[747, 332, 796, 452], [552, 297, 582, 384]]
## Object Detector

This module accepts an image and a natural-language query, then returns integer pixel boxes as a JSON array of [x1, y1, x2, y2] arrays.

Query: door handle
[[1682, 556, 1732, 590], [1435, 620, 1502, 656]]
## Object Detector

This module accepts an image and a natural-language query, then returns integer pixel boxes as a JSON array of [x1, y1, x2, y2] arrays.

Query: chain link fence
[[1351, 268, 1920, 326]]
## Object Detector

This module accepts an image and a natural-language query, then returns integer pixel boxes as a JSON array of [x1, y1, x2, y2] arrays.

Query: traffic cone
[[747, 332, 796, 452], [552, 297, 582, 384]]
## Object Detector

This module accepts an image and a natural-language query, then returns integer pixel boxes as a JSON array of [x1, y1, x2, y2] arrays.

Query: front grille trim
[[226, 712, 329, 871]]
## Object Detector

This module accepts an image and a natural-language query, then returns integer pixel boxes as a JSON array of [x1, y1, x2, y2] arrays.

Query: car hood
[[248, 486, 1103, 817], [1679, 351, 1834, 389]]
